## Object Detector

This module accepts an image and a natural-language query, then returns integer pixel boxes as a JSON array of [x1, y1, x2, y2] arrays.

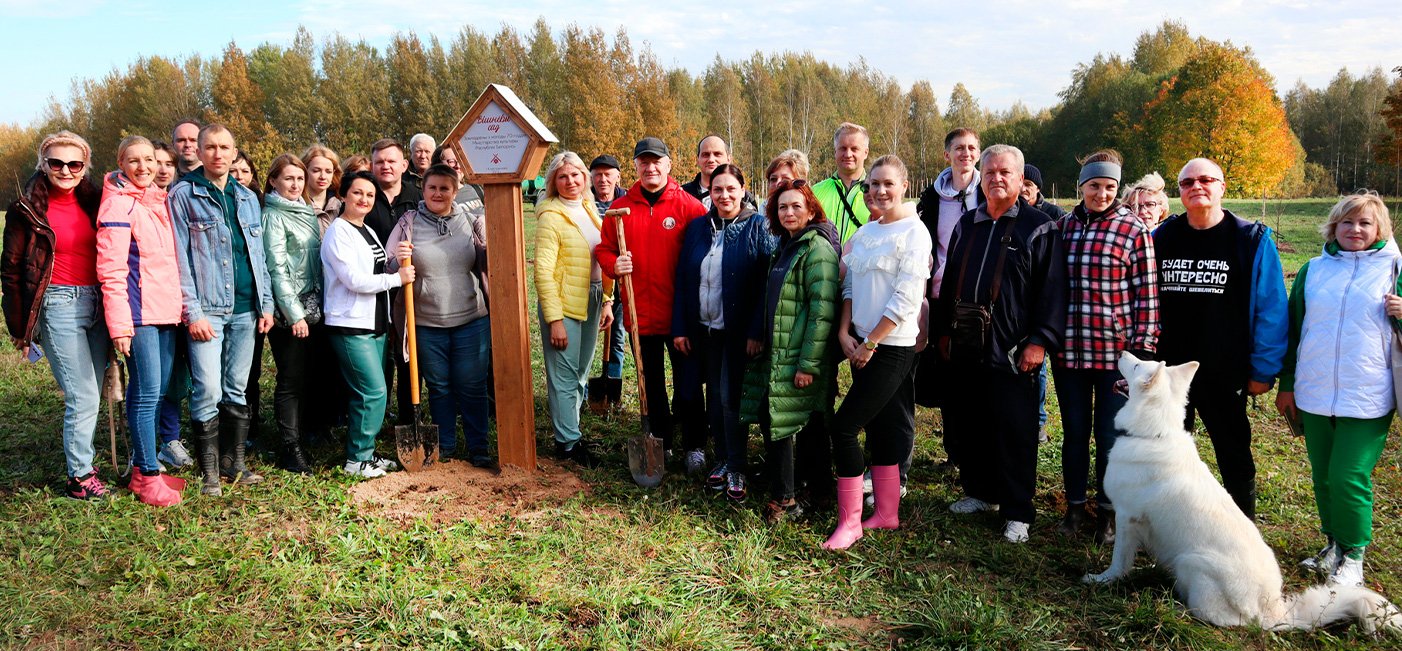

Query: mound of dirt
[[348, 458, 590, 526]]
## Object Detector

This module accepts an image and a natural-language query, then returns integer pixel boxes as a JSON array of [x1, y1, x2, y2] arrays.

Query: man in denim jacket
[[168, 123, 275, 496]]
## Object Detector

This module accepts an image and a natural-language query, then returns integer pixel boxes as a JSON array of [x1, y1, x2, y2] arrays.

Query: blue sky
[[2, 0, 1399, 125]]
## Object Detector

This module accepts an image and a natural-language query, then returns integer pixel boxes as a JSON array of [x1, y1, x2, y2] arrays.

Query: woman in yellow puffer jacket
[[535, 151, 614, 467]]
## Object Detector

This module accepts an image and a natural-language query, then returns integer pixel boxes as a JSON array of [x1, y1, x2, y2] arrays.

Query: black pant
[[831, 345, 917, 478], [674, 329, 714, 455], [1184, 379, 1256, 517], [246, 330, 265, 441], [305, 324, 347, 434], [267, 325, 309, 446], [636, 334, 704, 451], [764, 426, 795, 502], [947, 362, 1040, 524]]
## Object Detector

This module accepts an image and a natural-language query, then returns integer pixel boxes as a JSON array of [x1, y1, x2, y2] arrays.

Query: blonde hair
[[1321, 192, 1393, 246], [765, 149, 810, 181], [302, 144, 343, 199], [870, 154, 908, 181], [36, 130, 93, 172], [544, 151, 595, 202], [1122, 171, 1166, 197], [116, 135, 154, 166], [833, 122, 870, 148]]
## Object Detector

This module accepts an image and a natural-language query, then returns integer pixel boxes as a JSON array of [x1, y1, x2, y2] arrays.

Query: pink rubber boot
[[129, 468, 184, 507], [161, 473, 187, 491], [821, 475, 865, 550], [862, 464, 901, 530]]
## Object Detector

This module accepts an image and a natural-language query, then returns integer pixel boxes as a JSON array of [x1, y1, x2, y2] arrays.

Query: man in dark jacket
[[936, 144, 1067, 544], [591, 154, 627, 380], [680, 135, 758, 211]]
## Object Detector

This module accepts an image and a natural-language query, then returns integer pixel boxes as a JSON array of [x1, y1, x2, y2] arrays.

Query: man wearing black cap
[[1021, 164, 1067, 220], [590, 154, 627, 380], [596, 138, 708, 462]]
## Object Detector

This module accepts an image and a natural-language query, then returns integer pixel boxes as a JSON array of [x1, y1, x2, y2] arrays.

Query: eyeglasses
[[1130, 201, 1164, 212], [45, 158, 86, 174], [1177, 176, 1221, 189]]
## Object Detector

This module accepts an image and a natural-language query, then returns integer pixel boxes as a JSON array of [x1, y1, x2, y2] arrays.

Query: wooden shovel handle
[[612, 211, 648, 416], [401, 255, 420, 406]]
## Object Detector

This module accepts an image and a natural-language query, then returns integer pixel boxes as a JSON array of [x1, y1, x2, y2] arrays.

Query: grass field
[[1, 198, 1401, 649]]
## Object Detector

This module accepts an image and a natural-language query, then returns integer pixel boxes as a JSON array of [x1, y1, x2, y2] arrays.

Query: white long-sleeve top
[[321, 218, 404, 330], [842, 215, 932, 346]]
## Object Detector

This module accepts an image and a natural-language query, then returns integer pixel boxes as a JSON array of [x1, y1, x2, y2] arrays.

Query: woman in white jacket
[[1276, 192, 1401, 587], [322, 171, 415, 478]]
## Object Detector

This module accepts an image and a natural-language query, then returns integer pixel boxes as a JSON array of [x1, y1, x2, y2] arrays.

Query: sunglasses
[[1177, 176, 1221, 189], [45, 158, 86, 174]]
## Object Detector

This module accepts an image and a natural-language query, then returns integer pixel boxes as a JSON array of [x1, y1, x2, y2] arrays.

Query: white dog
[[1083, 352, 1400, 632]]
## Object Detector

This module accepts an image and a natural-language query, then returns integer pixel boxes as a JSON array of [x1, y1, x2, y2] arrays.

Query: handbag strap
[[953, 215, 1013, 306]]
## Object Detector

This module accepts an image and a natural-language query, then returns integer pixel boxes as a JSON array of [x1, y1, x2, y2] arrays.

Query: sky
[[2, 0, 1399, 125]]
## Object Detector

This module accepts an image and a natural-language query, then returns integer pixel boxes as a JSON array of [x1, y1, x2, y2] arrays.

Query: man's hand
[[614, 252, 633, 276], [673, 336, 691, 356], [258, 313, 274, 334], [1017, 343, 1045, 374], [1246, 379, 1272, 396], [1275, 390, 1298, 428], [746, 338, 764, 357], [188, 319, 215, 342], [599, 302, 614, 331]]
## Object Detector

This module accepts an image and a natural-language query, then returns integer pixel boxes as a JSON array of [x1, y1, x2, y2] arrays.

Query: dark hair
[[944, 127, 980, 150], [22, 170, 101, 225], [370, 138, 405, 158], [765, 179, 827, 236], [1077, 149, 1123, 166], [233, 148, 261, 194], [152, 140, 174, 156], [429, 143, 455, 167], [709, 163, 745, 188], [339, 170, 377, 198], [263, 153, 307, 197], [423, 163, 460, 189]]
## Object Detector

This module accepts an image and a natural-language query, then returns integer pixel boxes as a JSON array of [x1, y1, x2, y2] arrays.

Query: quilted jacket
[[96, 171, 181, 336]]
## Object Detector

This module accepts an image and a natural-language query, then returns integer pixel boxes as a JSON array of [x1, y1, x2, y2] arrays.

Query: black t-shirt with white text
[[1154, 215, 1250, 381]]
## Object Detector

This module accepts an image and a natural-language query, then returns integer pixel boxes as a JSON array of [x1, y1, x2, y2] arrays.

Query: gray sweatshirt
[[386, 202, 488, 329]]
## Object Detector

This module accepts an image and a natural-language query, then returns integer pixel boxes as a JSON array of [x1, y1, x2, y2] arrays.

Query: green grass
[[1, 201, 1401, 649]]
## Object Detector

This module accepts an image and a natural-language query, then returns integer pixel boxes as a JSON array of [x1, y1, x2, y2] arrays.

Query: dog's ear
[[1143, 362, 1167, 392], [1168, 361, 1200, 395]]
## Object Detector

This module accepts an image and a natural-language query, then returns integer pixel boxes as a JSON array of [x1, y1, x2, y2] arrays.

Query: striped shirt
[[1055, 204, 1160, 369]]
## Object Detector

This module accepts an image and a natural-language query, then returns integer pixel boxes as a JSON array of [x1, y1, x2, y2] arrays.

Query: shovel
[[587, 331, 622, 415], [394, 253, 438, 472], [609, 208, 665, 488], [102, 351, 125, 473]]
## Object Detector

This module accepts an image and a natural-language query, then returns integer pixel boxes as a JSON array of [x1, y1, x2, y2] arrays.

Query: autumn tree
[[210, 42, 285, 169], [317, 34, 389, 156]]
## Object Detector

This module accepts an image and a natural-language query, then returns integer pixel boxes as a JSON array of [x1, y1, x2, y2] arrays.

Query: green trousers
[[1300, 410, 1393, 550], [329, 332, 387, 463]]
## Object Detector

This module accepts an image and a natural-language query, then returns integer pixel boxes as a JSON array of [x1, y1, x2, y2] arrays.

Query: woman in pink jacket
[[96, 135, 186, 506]]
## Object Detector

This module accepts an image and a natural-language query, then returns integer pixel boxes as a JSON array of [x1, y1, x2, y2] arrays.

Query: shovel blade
[[626, 433, 666, 488], [395, 425, 428, 473]]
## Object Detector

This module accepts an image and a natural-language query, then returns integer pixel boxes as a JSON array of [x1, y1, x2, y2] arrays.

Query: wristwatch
[[862, 338, 879, 351]]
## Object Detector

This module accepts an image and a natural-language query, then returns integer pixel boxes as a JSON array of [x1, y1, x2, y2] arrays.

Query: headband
[[1078, 161, 1121, 186]]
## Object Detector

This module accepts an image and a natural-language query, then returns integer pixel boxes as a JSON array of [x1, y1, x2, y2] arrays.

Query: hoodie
[[917, 168, 983, 300]]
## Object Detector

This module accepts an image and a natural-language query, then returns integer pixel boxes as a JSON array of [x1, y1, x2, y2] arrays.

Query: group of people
[[3, 118, 1395, 587]]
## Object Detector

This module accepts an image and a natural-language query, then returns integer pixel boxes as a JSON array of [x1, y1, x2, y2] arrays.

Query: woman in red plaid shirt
[[1053, 150, 1160, 544]]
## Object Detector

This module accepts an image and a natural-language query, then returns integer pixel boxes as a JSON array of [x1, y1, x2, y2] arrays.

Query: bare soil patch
[[349, 458, 590, 526]]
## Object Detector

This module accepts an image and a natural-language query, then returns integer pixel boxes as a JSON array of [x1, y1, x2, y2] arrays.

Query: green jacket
[[262, 192, 322, 325], [740, 225, 840, 439]]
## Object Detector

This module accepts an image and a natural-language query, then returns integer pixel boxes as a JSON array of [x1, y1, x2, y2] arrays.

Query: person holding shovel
[[323, 171, 413, 478], [386, 164, 492, 468], [535, 152, 614, 468]]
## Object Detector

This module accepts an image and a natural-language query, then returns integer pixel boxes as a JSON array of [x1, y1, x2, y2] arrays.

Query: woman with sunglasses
[[96, 135, 186, 505], [2, 131, 110, 499]]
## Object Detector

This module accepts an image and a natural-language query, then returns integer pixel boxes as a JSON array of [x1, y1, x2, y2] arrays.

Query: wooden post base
[[483, 184, 536, 472]]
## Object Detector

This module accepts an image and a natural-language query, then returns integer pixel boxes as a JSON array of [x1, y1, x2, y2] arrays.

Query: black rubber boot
[[192, 416, 223, 497], [219, 403, 264, 484], [276, 399, 313, 475]]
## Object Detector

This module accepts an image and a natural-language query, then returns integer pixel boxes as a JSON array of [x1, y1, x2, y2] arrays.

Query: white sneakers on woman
[[342, 456, 400, 479]]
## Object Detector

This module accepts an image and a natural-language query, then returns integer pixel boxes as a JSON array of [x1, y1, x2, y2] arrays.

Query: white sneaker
[[1003, 520, 1030, 543], [685, 449, 706, 475], [862, 471, 873, 495], [1328, 556, 1365, 587], [367, 456, 399, 472], [1300, 541, 1341, 575], [949, 496, 998, 514], [157, 440, 195, 468], [343, 460, 388, 479], [865, 484, 908, 506]]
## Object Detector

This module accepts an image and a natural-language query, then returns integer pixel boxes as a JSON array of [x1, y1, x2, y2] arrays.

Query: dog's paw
[[1082, 572, 1115, 584]]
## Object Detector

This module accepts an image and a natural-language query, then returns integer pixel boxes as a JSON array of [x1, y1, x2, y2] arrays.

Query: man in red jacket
[[597, 137, 707, 460]]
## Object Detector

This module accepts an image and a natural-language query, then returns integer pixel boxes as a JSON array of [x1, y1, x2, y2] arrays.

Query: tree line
[[2, 19, 1401, 209]]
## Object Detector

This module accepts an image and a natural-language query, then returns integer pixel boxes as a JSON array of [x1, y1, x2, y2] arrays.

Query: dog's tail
[[1269, 585, 1402, 632]]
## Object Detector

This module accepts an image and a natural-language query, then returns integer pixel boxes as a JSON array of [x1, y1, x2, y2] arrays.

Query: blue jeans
[[159, 328, 189, 444], [127, 325, 175, 473], [418, 317, 492, 454], [35, 285, 108, 478], [1053, 366, 1126, 507], [605, 299, 625, 379], [186, 311, 257, 422], [539, 285, 602, 447], [1037, 360, 1049, 428], [329, 332, 387, 462]]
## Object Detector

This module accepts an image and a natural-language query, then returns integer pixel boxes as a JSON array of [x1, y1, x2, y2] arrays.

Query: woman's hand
[[1275, 390, 1299, 430], [291, 319, 309, 338], [395, 241, 413, 262], [794, 371, 813, 389], [838, 329, 859, 360], [1386, 294, 1402, 319], [599, 301, 614, 331], [549, 320, 568, 350], [673, 336, 691, 356], [112, 336, 132, 357], [614, 252, 633, 276], [398, 263, 416, 285], [746, 338, 764, 357], [850, 345, 875, 369]]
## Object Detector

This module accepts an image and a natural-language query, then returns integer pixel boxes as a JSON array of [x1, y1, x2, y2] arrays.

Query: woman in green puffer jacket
[[740, 179, 840, 522], [262, 153, 323, 474]]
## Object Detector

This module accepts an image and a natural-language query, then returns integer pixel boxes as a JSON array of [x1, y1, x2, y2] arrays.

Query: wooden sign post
[[443, 84, 557, 472]]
